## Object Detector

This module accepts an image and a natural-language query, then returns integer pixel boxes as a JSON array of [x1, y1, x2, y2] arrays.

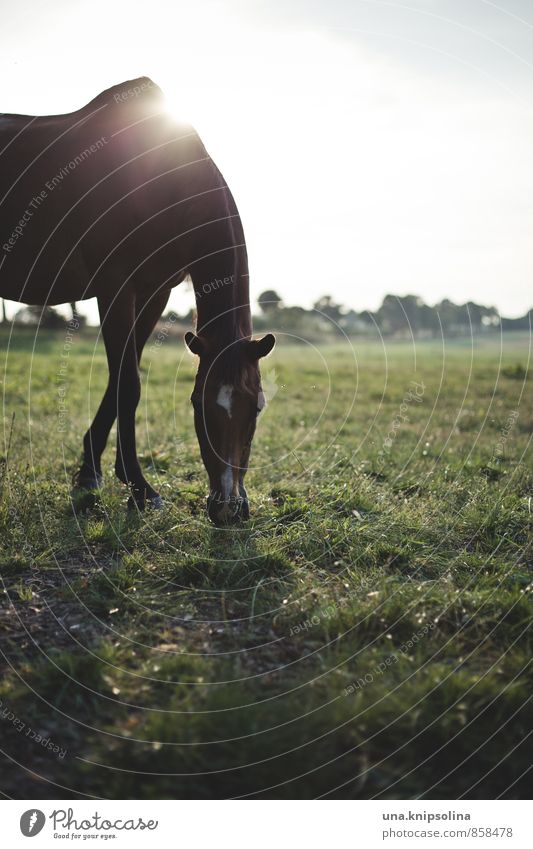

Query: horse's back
[[0, 78, 233, 306]]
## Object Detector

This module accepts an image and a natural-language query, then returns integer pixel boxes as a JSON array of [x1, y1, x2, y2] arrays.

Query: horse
[[0, 77, 275, 524]]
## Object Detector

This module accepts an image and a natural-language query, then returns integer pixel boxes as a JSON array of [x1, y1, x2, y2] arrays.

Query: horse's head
[[185, 331, 276, 525]]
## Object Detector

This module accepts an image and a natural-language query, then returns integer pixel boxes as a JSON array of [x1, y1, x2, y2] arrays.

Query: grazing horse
[[0, 77, 275, 523]]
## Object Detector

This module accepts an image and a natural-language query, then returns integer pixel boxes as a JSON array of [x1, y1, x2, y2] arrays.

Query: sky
[[1, 0, 532, 321]]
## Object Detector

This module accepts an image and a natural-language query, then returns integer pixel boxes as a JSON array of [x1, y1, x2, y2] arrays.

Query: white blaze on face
[[216, 458, 236, 520], [221, 462, 234, 500], [216, 384, 233, 418], [214, 384, 236, 518]]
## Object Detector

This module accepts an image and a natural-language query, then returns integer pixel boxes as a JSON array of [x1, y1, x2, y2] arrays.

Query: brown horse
[[0, 77, 275, 523]]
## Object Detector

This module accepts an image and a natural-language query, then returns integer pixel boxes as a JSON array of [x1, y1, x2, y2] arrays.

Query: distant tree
[[313, 295, 344, 324], [258, 290, 283, 314], [14, 305, 64, 328], [399, 294, 424, 334], [276, 305, 306, 329], [69, 301, 87, 328], [479, 304, 500, 328], [251, 290, 520, 338], [376, 295, 407, 335], [359, 310, 375, 326], [419, 302, 440, 335], [436, 298, 460, 333], [340, 309, 368, 333], [39, 306, 65, 329], [501, 308, 531, 331]]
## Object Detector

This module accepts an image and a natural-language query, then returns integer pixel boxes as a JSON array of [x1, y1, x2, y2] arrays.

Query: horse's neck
[[195, 247, 252, 344]]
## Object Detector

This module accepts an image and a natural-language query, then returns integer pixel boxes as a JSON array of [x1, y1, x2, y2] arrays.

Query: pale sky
[[1, 0, 533, 321]]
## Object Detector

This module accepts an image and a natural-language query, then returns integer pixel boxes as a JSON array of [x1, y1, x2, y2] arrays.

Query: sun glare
[[1, 1, 532, 320]]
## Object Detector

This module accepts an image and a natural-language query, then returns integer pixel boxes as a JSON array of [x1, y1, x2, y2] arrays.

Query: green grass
[[0, 326, 531, 798]]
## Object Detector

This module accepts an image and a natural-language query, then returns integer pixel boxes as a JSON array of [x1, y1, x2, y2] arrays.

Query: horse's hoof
[[71, 468, 103, 511], [71, 487, 101, 511], [127, 494, 164, 512], [74, 479, 102, 495], [72, 469, 103, 491], [73, 462, 103, 488]]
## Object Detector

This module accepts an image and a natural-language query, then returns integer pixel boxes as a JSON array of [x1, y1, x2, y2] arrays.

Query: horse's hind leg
[[76, 382, 114, 490]]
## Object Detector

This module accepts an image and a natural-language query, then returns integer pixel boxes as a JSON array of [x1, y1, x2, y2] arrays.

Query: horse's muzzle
[[207, 488, 249, 525]]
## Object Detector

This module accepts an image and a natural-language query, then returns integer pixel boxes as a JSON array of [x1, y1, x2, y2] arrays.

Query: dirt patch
[[0, 559, 114, 671]]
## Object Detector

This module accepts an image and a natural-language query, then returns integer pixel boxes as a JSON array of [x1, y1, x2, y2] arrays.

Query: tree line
[[252, 291, 531, 338], [2, 291, 530, 337]]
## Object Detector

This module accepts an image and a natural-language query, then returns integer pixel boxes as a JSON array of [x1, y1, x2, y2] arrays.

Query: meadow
[[0, 325, 531, 799]]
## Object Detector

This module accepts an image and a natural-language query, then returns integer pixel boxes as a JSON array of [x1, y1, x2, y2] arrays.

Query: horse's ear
[[245, 333, 276, 360], [184, 332, 205, 356]]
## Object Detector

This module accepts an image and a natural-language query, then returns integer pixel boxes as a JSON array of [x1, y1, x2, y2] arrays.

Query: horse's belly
[[0, 239, 94, 305]]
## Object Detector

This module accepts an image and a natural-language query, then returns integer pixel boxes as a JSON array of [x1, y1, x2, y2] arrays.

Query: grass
[[0, 325, 531, 799]]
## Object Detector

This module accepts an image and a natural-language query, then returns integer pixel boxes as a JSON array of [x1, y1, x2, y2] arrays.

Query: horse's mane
[[193, 176, 256, 395]]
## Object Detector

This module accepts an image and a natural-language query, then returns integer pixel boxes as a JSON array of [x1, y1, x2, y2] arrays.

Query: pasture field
[[0, 326, 531, 799]]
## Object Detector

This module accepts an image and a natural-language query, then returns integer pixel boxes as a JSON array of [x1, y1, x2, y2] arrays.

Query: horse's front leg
[[99, 289, 162, 510]]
